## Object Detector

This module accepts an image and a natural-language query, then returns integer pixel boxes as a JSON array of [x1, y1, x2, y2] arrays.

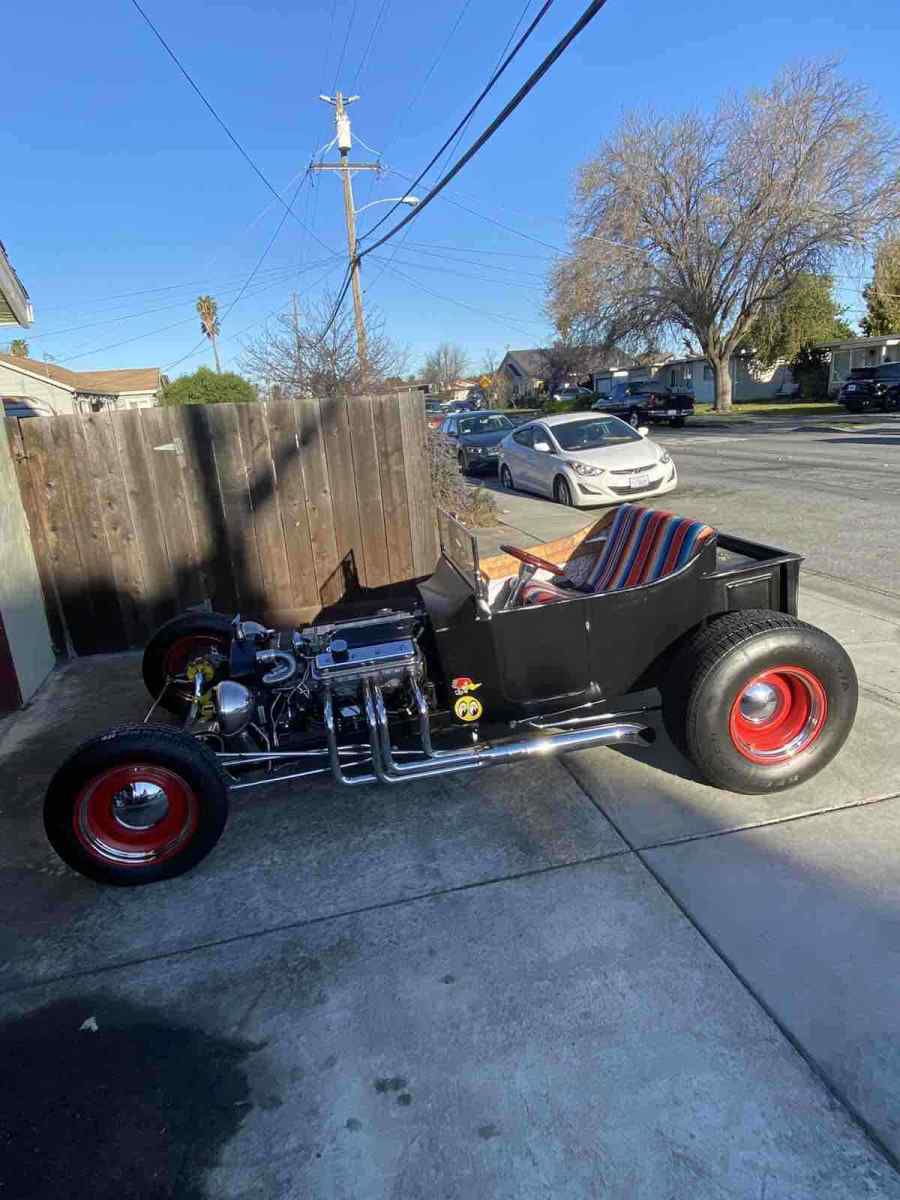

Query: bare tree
[[422, 343, 469, 392], [550, 61, 900, 410], [240, 292, 406, 400]]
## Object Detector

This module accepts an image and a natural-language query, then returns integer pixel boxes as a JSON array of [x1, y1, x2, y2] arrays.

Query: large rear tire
[[661, 611, 857, 793], [44, 725, 230, 886], [142, 611, 233, 716]]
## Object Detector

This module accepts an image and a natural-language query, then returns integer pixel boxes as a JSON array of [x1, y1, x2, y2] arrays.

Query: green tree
[[860, 237, 900, 336], [196, 294, 222, 372], [744, 274, 853, 367], [160, 366, 256, 406], [8, 338, 29, 357]]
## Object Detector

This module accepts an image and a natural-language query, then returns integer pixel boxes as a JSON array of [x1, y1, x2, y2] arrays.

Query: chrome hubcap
[[110, 781, 170, 830], [738, 681, 780, 725]]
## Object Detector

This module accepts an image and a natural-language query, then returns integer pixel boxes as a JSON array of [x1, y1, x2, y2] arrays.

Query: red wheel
[[73, 763, 200, 867], [45, 726, 229, 886], [729, 666, 827, 764], [142, 611, 234, 716], [163, 634, 228, 680], [661, 611, 857, 794]]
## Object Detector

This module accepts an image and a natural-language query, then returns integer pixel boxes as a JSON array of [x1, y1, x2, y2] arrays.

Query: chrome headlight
[[659, 451, 672, 465], [565, 460, 605, 477]]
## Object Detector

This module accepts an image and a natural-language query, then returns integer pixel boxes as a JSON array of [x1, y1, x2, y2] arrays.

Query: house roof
[[814, 334, 900, 351], [501, 348, 551, 378], [0, 241, 32, 326], [0, 353, 162, 395]]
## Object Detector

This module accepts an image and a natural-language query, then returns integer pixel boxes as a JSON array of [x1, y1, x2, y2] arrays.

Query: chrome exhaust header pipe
[[347, 680, 654, 787]]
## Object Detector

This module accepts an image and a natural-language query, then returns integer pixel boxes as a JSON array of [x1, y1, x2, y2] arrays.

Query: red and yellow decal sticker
[[454, 695, 483, 722], [451, 676, 481, 696]]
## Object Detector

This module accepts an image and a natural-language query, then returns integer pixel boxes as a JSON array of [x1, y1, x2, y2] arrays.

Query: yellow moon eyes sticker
[[454, 695, 483, 722]]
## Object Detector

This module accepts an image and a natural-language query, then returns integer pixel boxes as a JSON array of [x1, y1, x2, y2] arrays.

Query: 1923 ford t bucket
[[44, 504, 858, 886]]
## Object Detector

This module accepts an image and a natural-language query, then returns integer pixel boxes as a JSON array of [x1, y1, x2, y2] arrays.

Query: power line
[[164, 260, 346, 373], [358, 0, 475, 210], [128, 0, 337, 257], [370, 257, 546, 336], [317, 0, 609, 345], [29, 262, 311, 342], [357, 0, 610, 260], [220, 173, 310, 322], [360, 0, 556, 241], [60, 258, 334, 366], [351, 0, 392, 88], [331, 0, 359, 90], [434, 0, 537, 178]]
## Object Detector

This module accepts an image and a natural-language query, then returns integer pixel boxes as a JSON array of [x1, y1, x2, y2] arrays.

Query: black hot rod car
[[44, 504, 858, 886]]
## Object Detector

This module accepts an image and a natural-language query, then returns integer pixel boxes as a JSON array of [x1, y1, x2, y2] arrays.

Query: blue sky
[[3, 0, 900, 379]]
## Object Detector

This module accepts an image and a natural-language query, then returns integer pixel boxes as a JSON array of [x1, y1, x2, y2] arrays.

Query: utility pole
[[311, 92, 380, 370]]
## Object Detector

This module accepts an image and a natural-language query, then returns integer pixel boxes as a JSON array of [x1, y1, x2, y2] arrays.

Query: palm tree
[[9, 338, 29, 358], [196, 295, 221, 373]]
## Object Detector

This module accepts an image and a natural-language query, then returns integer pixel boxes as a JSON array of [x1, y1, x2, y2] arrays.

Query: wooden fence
[[5, 393, 437, 656]]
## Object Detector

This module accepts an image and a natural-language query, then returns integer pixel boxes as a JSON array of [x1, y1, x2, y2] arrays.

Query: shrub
[[428, 431, 498, 528]]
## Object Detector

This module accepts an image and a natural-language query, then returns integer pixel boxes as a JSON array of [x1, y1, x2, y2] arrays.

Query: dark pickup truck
[[594, 381, 694, 428], [838, 363, 900, 413]]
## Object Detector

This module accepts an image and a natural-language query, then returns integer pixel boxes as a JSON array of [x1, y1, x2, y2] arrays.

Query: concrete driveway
[[2, 438, 900, 1196]]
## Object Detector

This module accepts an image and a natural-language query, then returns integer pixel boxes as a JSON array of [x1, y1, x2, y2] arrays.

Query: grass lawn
[[695, 400, 844, 419]]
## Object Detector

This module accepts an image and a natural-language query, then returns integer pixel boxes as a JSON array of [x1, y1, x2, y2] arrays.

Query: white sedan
[[497, 412, 677, 507]]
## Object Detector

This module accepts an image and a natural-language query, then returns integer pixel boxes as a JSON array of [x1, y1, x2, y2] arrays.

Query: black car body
[[44, 502, 859, 888], [439, 411, 515, 473], [839, 363, 900, 412], [597, 382, 694, 427]]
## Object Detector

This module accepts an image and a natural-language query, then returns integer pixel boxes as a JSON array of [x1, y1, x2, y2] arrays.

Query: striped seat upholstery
[[519, 505, 714, 606]]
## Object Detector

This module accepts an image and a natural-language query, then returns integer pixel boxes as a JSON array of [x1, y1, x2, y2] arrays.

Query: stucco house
[[0, 242, 55, 714], [499, 347, 636, 401], [0, 353, 165, 416], [592, 352, 795, 403], [814, 334, 900, 395]]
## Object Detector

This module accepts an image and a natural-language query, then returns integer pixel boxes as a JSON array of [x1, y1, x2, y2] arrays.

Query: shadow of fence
[[5, 392, 437, 657]]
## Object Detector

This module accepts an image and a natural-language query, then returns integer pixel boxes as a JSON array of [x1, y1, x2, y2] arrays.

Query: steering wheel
[[500, 544, 563, 575]]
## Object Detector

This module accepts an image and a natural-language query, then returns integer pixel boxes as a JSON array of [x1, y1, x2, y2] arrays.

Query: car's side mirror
[[533, 440, 552, 452], [637, 426, 649, 438]]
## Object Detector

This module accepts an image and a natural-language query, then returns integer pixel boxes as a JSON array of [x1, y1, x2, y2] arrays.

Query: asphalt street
[[478, 411, 900, 601]]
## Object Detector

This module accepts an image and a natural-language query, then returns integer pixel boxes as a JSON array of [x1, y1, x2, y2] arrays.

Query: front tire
[[553, 476, 574, 506], [500, 464, 514, 491], [142, 610, 233, 716], [670, 416, 686, 428], [44, 725, 230, 886], [661, 611, 857, 794]]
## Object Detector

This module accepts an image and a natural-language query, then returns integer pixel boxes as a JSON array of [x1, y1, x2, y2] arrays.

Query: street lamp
[[354, 195, 420, 216]]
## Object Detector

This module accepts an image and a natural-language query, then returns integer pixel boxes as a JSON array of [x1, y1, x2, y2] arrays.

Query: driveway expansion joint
[[560, 757, 900, 1180], [0, 844, 633, 1001]]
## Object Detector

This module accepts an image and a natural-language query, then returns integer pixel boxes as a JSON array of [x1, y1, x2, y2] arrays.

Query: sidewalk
[[1, 545, 899, 1195]]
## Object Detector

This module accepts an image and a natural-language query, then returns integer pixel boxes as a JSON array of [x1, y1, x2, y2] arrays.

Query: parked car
[[439, 411, 515, 474], [42, 503, 857, 886], [550, 385, 595, 407], [838, 363, 900, 413], [425, 398, 450, 429], [498, 412, 677, 507], [595, 382, 694, 428]]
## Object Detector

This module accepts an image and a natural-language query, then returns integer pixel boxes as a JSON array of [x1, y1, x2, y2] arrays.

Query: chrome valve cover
[[311, 638, 421, 696]]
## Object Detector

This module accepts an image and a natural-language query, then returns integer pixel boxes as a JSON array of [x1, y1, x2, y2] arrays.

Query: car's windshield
[[458, 415, 513, 435], [849, 368, 878, 380], [552, 416, 641, 450]]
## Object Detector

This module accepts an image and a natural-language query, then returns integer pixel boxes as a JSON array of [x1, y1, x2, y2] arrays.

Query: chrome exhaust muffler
[[322, 677, 654, 788]]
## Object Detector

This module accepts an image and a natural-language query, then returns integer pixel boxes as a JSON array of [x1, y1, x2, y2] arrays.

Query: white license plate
[[629, 473, 651, 489]]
